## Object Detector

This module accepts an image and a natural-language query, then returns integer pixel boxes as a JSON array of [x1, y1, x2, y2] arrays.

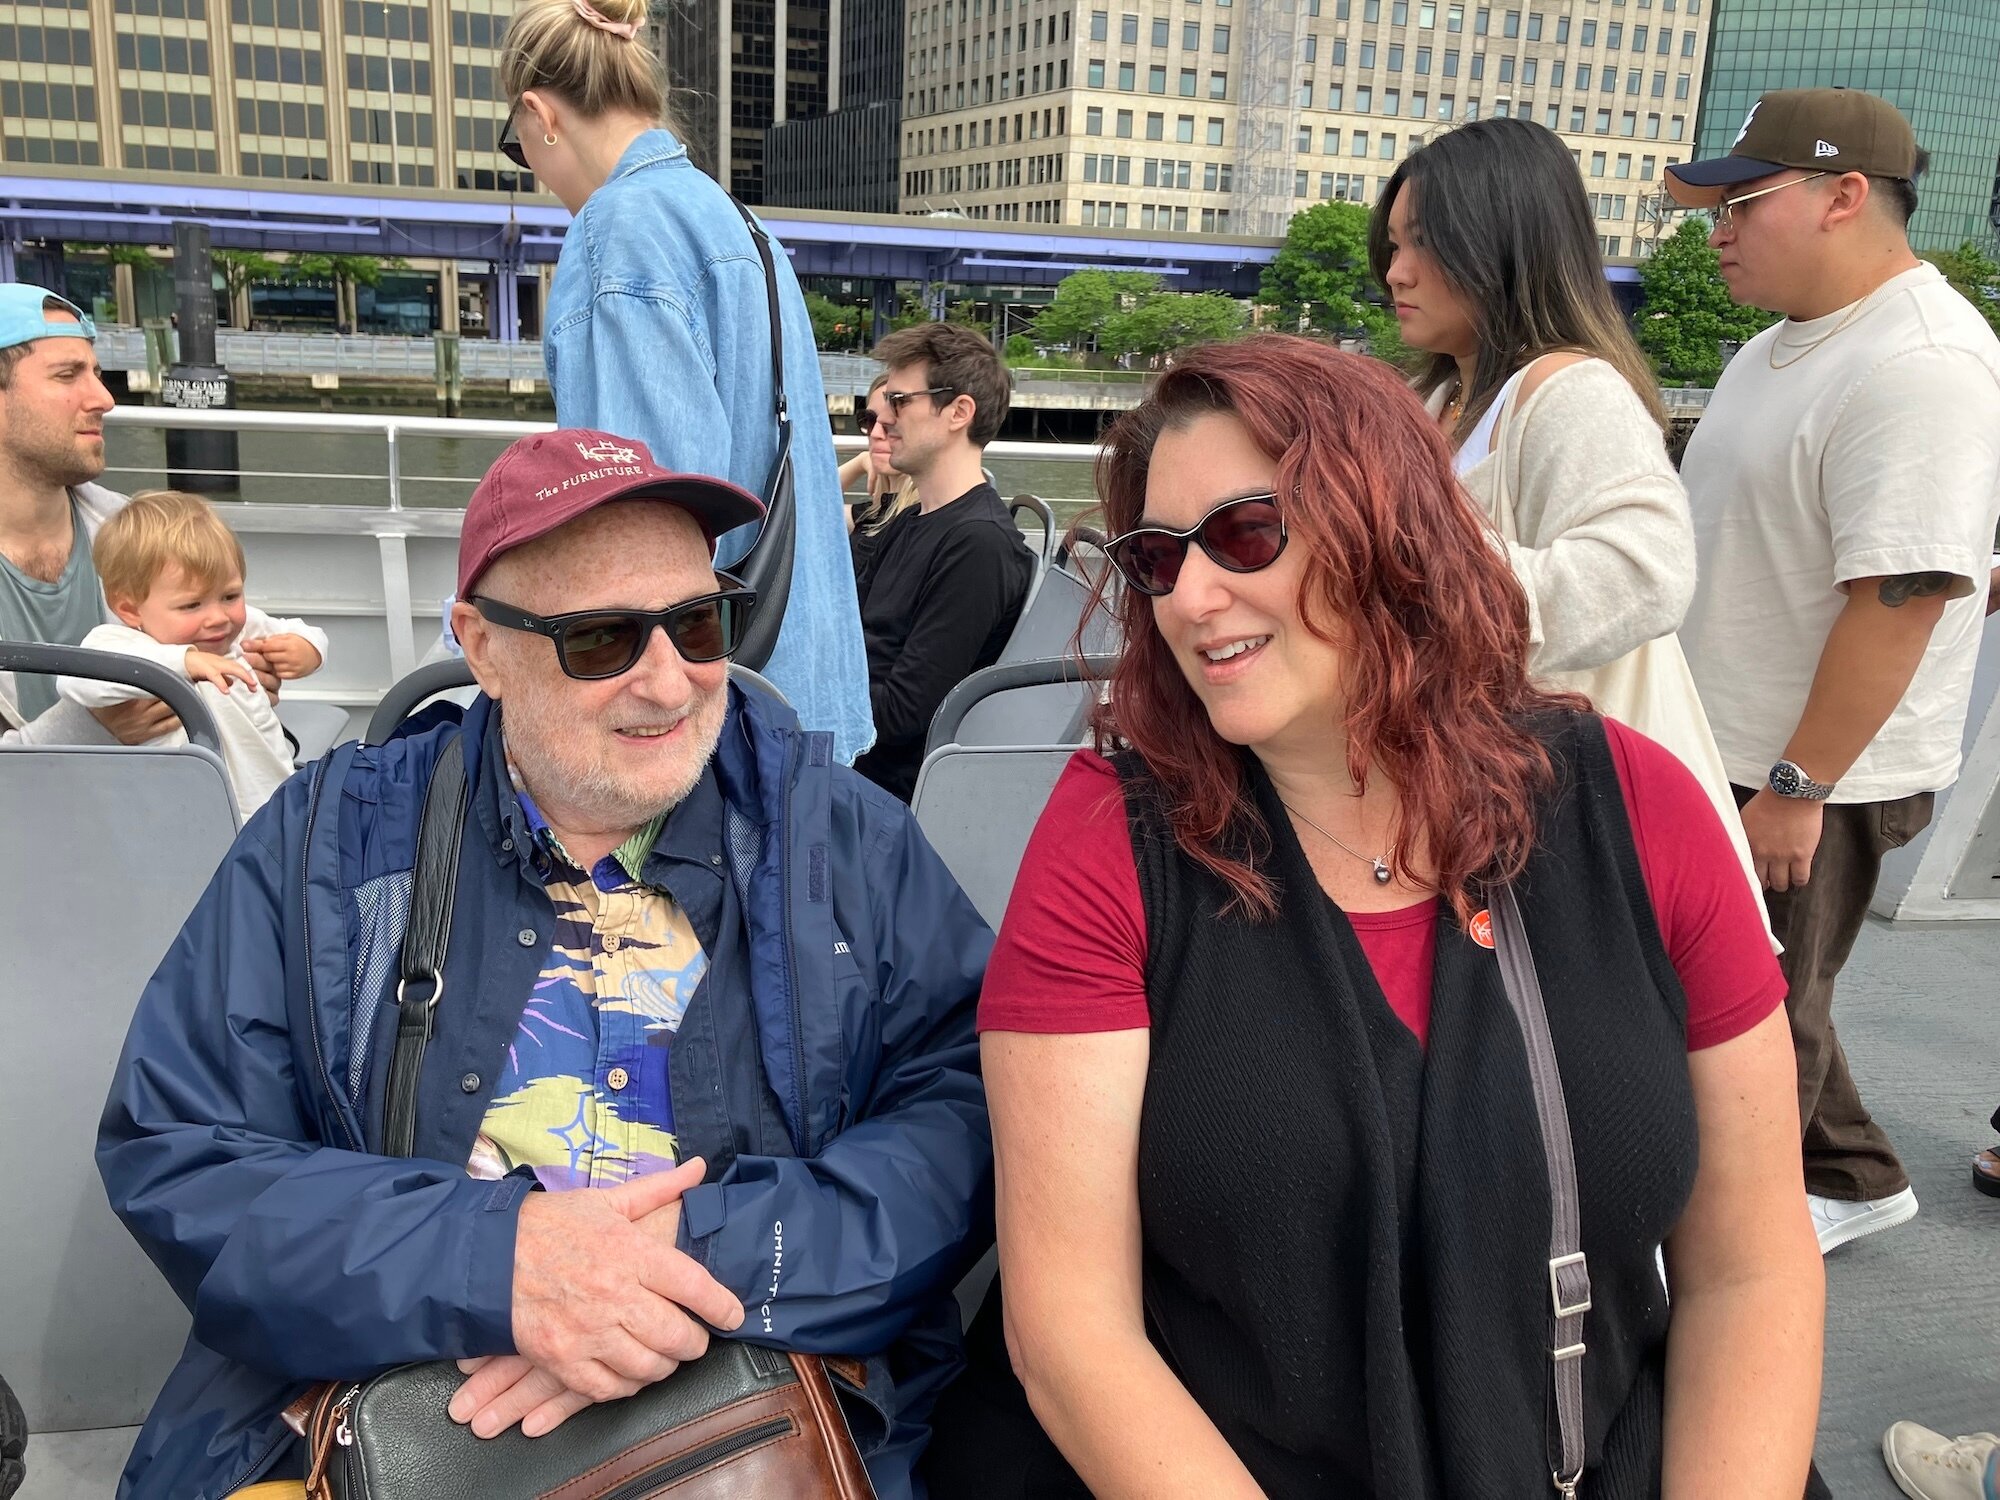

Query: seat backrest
[[911, 744, 1077, 929], [946, 571, 1119, 752], [0, 744, 234, 1431]]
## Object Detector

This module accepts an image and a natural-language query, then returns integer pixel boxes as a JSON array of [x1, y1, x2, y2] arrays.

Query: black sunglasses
[[499, 103, 529, 170], [856, 386, 957, 433], [1104, 493, 1288, 597], [472, 583, 757, 680]]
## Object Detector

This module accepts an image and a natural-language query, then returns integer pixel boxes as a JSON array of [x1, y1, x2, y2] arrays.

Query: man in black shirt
[[853, 322, 1035, 801]]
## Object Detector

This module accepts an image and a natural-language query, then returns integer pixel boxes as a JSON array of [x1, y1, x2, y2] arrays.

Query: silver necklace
[[1282, 801, 1395, 885]]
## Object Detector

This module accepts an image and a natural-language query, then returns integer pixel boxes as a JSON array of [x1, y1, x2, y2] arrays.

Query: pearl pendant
[[1372, 858, 1391, 885]]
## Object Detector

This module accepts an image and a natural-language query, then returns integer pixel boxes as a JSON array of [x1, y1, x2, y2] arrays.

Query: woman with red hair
[[968, 335, 1823, 1498]]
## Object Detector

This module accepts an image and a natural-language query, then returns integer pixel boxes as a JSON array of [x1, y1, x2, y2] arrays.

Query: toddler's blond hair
[[93, 489, 247, 607]]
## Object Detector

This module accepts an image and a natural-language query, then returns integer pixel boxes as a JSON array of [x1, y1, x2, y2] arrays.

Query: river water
[[105, 408, 1105, 522]]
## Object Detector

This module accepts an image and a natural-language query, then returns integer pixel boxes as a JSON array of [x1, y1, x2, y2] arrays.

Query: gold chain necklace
[[1282, 801, 1396, 885], [1768, 286, 1883, 370]]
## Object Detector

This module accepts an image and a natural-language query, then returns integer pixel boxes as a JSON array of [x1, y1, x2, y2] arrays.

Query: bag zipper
[[777, 734, 809, 1156], [594, 1416, 795, 1500]]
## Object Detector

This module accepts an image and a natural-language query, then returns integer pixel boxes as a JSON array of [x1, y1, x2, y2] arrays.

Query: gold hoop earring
[[543, 132, 558, 146]]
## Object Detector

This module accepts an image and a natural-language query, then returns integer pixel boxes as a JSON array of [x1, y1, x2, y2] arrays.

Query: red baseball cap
[[457, 428, 765, 597]]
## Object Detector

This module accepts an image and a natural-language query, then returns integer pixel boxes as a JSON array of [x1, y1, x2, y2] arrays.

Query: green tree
[[1103, 290, 1247, 360], [803, 292, 867, 351], [1635, 219, 1775, 384], [1255, 201, 1381, 337], [1923, 240, 2000, 338], [1029, 269, 1166, 351], [214, 249, 283, 300]]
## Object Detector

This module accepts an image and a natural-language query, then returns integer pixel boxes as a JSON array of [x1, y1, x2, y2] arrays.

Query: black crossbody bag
[[294, 739, 873, 1500]]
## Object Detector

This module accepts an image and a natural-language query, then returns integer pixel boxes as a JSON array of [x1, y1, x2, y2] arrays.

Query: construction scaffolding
[[1232, 0, 1302, 239]]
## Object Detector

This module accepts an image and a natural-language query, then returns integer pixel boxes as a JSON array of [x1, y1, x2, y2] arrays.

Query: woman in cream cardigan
[[1367, 117, 1766, 919]]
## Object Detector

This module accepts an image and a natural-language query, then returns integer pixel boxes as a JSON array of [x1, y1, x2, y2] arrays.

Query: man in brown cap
[[1671, 90, 2000, 1254]]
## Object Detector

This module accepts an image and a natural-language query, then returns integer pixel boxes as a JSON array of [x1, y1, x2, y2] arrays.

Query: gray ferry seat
[[0, 645, 231, 1439], [276, 698, 351, 765], [366, 659, 790, 744], [937, 565, 1121, 754], [911, 655, 1116, 931], [1007, 494, 1060, 612]]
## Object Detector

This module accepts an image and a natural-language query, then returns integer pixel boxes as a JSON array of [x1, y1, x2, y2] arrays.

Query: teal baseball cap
[[0, 284, 95, 351]]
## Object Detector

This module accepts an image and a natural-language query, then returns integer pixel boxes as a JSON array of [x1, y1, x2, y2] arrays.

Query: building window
[[1091, 9, 1107, 40], [1209, 70, 1228, 97], [1086, 105, 1104, 133], [1181, 68, 1197, 94], [1590, 150, 1606, 175], [1607, 23, 1622, 47], [1213, 24, 1230, 52], [1179, 114, 1195, 142], [1327, 81, 1343, 108], [1297, 124, 1312, 152], [1569, 105, 1584, 132], [1581, 19, 1596, 44], [1352, 130, 1368, 156], [1357, 84, 1372, 110], [1117, 61, 1133, 89], [1388, 42, 1404, 69], [1208, 116, 1225, 144], [1621, 111, 1636, 136], [1146, 110, 1164, 138], [1385, 88, 1400, 115], [1595, 108, 1610, 133], [1088, 59, 1105, 85], [1148, 64, 1166, 92], [1121, 11, 1138, 42], [1443, 48, 1458, 76], [1152, 15, 1168, 45], [1416, 45, 1432, 74], [1116, 108, 1133, 136], [1379, 132, 1396, 159], [1674, 73, 1689, 99], [1503, 8, 1518, 36], [1360, 40, 1376, 67]]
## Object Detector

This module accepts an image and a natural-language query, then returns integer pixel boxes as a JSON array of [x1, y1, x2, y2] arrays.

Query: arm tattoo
[[1878, 571, 1955, 608]]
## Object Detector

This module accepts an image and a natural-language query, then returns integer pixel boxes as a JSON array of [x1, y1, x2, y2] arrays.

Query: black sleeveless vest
[[1123, 713, 1697, 1500]]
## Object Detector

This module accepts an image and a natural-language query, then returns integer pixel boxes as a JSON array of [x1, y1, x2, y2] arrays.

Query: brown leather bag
[[295, 1347, 873, 1500]]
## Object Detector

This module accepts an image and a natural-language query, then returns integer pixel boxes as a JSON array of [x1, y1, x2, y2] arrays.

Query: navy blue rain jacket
[[96, 687, 994, 1500]]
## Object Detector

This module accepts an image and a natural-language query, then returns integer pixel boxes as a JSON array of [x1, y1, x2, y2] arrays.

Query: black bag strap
[[725, 196, 796, 673], [1488, 884, 1592, 1498], [382, 735, 470, 1159]]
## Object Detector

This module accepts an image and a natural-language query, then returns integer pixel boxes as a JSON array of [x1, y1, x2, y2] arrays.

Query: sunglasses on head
[[1104, 493, 1288, 597], [498, 103, 529, 170], [472, 581, 757, 680]]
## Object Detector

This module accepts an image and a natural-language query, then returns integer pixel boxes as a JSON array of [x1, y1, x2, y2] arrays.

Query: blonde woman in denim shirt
[[498, 0, 873, 763]]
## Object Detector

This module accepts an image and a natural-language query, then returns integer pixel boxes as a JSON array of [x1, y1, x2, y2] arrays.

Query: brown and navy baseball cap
[[1665, 88, 1920, 208], [457, 428, 764, 596]]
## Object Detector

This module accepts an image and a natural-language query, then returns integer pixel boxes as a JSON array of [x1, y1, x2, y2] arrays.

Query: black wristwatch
[[1768, 759, 1835, 801]]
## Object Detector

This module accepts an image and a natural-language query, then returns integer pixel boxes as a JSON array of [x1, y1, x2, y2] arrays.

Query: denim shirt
[[545, 130, 874, 764]]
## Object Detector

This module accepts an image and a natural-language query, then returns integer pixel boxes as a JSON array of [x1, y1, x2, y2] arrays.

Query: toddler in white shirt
[[58, 489, 330, 815]]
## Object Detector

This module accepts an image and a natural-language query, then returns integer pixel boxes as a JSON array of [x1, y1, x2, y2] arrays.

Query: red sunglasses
[[1104, 493, 1288, 596]]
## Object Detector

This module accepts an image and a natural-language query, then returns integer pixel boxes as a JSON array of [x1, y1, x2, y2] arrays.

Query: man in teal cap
[[0, 282, 168, 745]]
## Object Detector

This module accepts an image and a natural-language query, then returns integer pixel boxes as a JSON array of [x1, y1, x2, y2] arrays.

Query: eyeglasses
[[1104, 493, 1288, 597], [1707, 170, 1828, 231], [472, 582, 757, 680], [856, 407, 889, 433], [499, 103, 528, 170]]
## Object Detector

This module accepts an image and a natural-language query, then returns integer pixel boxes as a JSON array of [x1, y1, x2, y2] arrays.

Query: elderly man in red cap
[[1670, 89, 2000, 1256], [97, 430, 994, 1500]]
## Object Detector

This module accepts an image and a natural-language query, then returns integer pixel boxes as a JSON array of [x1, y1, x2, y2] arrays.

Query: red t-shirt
[[979, 720, 1785, 1051]]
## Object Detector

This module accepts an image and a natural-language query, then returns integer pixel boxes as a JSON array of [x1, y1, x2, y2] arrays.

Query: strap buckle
[[1548, 1250, 1592, 1321], [1554, 1465, 1583, 1497], [396, 971, 444, 1014]]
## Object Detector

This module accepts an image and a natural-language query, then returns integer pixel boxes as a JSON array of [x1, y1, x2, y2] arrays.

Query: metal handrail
[[0, 642, 225, 755]]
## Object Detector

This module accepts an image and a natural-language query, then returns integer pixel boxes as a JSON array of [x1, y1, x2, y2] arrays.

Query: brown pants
[[1732, 786, 1934, 1203]]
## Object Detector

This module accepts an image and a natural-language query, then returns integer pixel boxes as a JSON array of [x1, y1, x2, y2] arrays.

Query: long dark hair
[[1366, 118, 1666, 441], [1092, 334, 1578, 924]]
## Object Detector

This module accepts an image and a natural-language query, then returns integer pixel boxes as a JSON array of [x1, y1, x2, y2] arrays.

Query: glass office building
[[1697, 0, 2000, 249]]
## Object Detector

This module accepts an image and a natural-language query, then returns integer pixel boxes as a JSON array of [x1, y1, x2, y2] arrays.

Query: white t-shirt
[[1679, 263, 2000, 803]]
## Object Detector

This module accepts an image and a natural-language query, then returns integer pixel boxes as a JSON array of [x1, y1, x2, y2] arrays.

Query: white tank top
[[1451, 365, 1532, 478]]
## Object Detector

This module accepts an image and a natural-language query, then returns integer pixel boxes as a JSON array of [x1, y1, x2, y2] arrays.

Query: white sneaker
[[1881, 1421, 1999, 1500], [1809, 1185, 1918, 1254]]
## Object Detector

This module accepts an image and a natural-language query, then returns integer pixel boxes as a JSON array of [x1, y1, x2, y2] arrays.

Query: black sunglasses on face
[[856, 407, 889, 433], [499, 104, 529, 170], [1105, 493, 1288, 597], [472, 583, 757, 680]]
